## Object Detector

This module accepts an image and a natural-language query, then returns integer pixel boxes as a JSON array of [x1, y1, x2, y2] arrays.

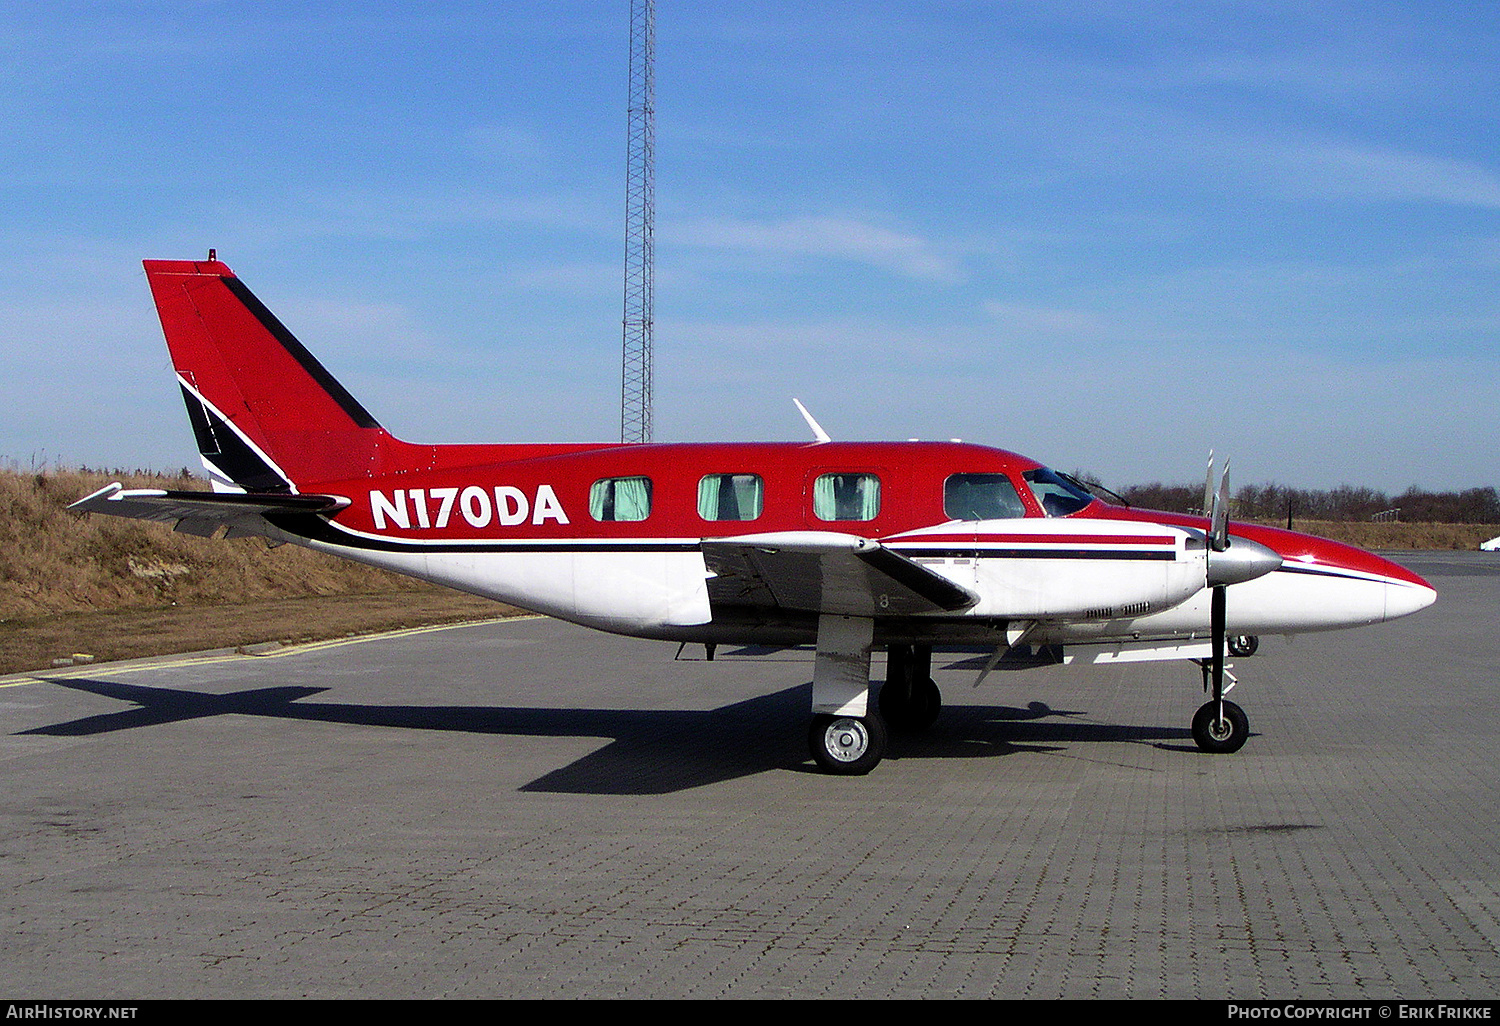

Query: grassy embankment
[[1252, 519, 1497, 551], [2, 468, 1493, 676]]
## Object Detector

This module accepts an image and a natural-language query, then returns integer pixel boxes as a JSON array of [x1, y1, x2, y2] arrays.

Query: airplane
[[71, 256, 1438, 775]]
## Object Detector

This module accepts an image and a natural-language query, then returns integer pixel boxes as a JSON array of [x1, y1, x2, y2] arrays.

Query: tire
[[878, 677, 941, 734], [809, 714, 887, 775], [1192, 699, 1249, 754]]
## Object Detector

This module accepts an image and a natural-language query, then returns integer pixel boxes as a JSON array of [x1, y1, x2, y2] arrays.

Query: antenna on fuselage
[[792, 398, 832, 443]]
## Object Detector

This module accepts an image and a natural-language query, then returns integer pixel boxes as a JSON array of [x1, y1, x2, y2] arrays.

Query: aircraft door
[[918, 525, 980, 594]]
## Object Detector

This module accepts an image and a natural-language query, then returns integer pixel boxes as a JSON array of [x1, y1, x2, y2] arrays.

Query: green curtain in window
[[591, 477, 652, 521], [813, 474, 837, 519], [698, 474, 763, 520], [613, 476, 651, 521], [698, 475, 727, 520], [857, 476, 880, 520], [814, 474, 878, 521]]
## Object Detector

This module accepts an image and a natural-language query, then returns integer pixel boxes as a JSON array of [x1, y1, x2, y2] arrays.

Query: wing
[[701, 531, 977, 617], [70, 483, 348, 539]]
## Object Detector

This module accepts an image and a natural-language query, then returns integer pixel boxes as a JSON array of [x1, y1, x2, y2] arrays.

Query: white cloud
[[673, 215, 966, 283], [1267, 140, 1500, 209]]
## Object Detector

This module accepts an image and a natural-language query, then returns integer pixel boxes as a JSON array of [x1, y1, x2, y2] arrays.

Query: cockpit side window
[[943, 473, 1026, 521], [1023, 467, 1095, 517]]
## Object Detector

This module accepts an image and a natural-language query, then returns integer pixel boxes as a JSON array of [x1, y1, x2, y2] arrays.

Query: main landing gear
[[877, 643, 941, 734], [1227, 634, 1260, 657], [805, 619, 943, 775]]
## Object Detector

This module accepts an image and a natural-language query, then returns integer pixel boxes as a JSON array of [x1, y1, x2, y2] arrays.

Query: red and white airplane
[[73, 257, 1437, 774]]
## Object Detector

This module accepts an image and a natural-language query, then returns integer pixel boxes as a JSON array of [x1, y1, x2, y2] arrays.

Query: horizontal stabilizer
[[702, 531, 977, 617], [70, 483, 348, 539]]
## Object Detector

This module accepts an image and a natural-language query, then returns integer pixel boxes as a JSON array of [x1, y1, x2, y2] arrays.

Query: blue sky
[[2, 1, 1497, 492]]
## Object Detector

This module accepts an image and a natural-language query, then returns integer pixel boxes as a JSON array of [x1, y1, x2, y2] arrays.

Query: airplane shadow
[[23, 676, 1197, 795]]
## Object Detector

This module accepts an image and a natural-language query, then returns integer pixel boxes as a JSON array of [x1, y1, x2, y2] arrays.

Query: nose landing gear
[[1192, 699, 1249, 753]]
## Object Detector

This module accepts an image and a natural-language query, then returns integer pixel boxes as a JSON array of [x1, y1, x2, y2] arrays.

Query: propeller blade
[[1202, 450, 1215, 519], [1211, 458, 1231, 552]]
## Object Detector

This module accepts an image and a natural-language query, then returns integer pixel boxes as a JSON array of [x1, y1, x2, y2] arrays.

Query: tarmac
[[0, 551, 1496, 999]]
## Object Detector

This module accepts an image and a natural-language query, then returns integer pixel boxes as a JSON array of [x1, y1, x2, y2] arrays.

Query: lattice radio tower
[[621, 0, 655, 443]]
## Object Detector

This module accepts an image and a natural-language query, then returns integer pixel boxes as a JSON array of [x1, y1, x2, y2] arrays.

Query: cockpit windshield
[[1023, 467, 1096, 517]]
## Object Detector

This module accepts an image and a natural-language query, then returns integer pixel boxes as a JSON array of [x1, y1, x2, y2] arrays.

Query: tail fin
[[144, 258, 388, 493]]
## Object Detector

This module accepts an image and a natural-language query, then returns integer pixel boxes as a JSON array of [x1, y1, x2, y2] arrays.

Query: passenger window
[[589, 476, 652, 522], [698, 474, 764, 521], [944, 473, 1026, 521], [813, 473, 881, 521]]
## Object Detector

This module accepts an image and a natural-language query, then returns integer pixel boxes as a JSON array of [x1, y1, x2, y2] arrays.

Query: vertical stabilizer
[[144, 259, 388, 492]]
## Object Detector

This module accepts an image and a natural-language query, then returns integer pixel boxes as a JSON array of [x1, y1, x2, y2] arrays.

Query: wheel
[[1192, 699, 1249, 753], [809, 714, 888, 775], [879, 676, 941, 733], [1227, 635, 1259, 657]]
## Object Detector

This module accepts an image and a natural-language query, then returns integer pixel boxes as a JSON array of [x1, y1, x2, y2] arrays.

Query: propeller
[[1199, 453, 1281, 727]]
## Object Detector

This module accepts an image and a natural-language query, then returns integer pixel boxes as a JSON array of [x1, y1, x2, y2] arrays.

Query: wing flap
[[701, 531, 977, 617]]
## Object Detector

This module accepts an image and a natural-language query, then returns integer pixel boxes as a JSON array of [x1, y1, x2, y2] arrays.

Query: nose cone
[[1383, 570, 1437, 622], [1343, 548, 1436, 622], [1221, 524, 1437, 630], [1281, 535, 1437, 626]]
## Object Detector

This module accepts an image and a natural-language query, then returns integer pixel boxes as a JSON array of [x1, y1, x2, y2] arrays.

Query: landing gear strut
[[1190, 571, 1252, 754], [806, 615, 887, 774]]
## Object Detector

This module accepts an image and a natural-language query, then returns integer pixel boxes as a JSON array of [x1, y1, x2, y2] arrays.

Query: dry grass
[[1, 469, 521, 674], [0, 468, 445, 620], [0, 591, 513, 677], [1257, 519, 1499, 550]]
